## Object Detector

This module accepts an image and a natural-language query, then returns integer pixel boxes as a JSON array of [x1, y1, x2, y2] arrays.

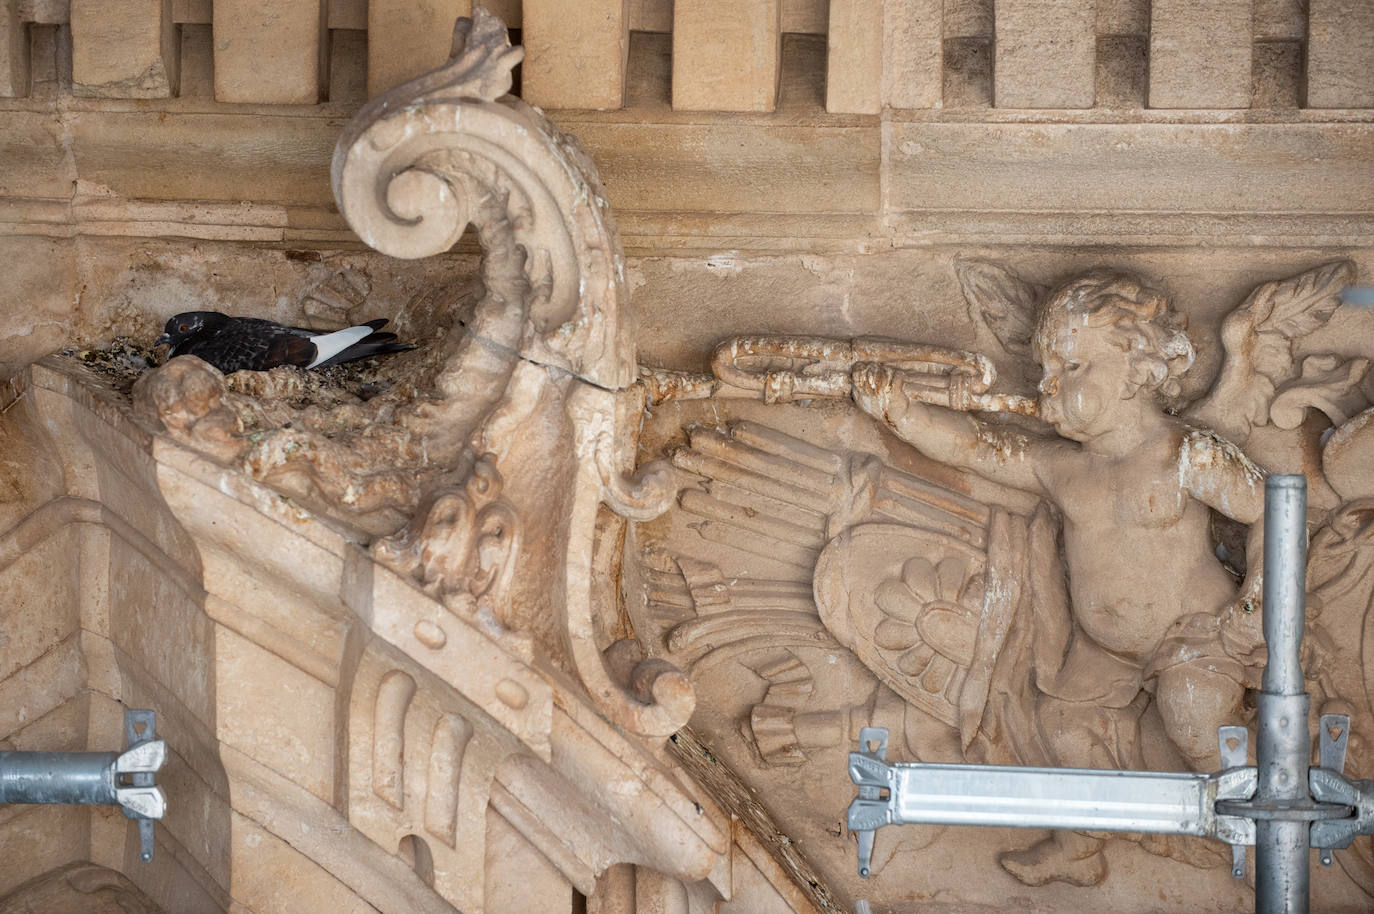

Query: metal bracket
[[1308, 713, 1374, 856], [849, 727, 890, 878], [1218, 725, 1251, 878], [0, 709, 166, 862]]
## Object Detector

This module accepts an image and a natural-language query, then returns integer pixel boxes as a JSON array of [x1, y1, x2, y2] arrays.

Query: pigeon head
[[156, 311, 228, 350]]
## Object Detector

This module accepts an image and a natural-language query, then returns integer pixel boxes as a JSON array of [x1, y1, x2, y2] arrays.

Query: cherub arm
[[1180, 428, 1268, 615], [851, 362, 1057, 496]]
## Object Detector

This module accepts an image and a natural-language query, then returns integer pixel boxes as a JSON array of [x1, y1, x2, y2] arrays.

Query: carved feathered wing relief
[[955, 259, 1044, 361], [1186, 261, 1367, 440], [628, 417, 1041, 764]]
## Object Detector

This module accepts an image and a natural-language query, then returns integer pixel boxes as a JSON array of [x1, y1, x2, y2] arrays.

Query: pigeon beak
[[154, 333, 171, 347]]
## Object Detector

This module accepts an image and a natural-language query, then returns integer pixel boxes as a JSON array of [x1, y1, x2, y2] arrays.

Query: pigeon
[[155, 311, 413, 374]]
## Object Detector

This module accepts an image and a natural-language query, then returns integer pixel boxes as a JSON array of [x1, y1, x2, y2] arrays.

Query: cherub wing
[[625, 417, 1033, 754], [1186, 261, 1360, 441], [954, 258, 1047, 390]]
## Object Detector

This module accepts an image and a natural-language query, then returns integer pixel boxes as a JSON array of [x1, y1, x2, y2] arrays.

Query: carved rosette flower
[[873, 555, 985, 694]]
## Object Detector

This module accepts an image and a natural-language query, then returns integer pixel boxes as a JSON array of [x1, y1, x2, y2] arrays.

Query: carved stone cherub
[[850, 263, 1359, 885]]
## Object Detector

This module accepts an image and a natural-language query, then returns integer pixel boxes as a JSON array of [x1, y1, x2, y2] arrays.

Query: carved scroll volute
[[330, 5, 634, 392], [334, 6, 689, 737], [567, 382, 692, 737]]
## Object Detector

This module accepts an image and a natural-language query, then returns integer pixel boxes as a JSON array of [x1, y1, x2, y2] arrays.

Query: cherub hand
[[851, 362, 909, 424], [1219, 594, 1265, 665]]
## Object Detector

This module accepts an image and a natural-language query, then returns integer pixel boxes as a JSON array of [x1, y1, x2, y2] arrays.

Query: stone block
[[0, 806, 88, 897], [1254, 0, 1305, 39], [879, 0, 941, 109], [328, 0, 368, 30], [826, 0, 882, 114], [71, 0, 178, 98], [1149, 0, 1253, 108], [213, 0, 324, 104], [215, 625, 336, 802], [485, 807, 574, 914], [1096, 34, 1148, 107], [782, 0, 827, 33], [26, 22, 60, 99], [328, 27, 366, 104], [559, 118, 880, 216], [0, 0, 27, 98], [108, 536, 216, 725], [0, 525, 80, 682], [1307, 0, 1374, 108], [628, 0, 671, 32], [231, 811, 376, 914], [523, 0, 628, 110], [673, 0, 781, 112], [885, 121, 1374, 215], [1253, 39, 1302, 108], [942, 37, 992, 107], [367, 0, 466, 99], [994, 0, 1095, 108]]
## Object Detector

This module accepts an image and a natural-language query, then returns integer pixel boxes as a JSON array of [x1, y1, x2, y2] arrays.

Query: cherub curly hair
[[1034, 270, 1195, 401]]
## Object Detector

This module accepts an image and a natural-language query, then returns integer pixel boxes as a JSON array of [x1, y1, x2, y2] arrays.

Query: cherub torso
[[1045, 426, 1238, 661]]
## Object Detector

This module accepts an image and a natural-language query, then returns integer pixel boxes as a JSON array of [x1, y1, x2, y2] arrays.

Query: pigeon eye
[[178, 323, 190, 332]]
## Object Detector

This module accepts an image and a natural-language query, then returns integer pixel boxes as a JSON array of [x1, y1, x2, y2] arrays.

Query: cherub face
[[1036, 313, 1137, 442]]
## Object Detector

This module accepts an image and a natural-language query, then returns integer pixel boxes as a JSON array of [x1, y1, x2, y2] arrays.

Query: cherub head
[[1032, 271, 1195, 441]]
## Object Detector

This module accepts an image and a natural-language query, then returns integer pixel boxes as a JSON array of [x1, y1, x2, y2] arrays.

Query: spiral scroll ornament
[[332, 6, 693, 738], [331, 5, 634, 392]]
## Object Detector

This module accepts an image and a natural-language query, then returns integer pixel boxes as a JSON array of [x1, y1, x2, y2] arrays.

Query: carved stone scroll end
[[602, 638, 696, 734]]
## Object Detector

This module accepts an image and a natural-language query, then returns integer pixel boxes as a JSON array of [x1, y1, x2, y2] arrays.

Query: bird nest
[[55, 326, 461, 537], [64, 336, 411, 408]]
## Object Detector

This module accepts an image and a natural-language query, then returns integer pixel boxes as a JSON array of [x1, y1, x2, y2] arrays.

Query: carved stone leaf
[[1244, 260, 1352, 342]]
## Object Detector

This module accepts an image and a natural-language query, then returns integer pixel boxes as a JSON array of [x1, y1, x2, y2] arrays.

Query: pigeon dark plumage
[[155, 311, 413, 374]]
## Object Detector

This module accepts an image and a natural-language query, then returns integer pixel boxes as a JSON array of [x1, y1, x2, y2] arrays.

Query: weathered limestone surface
[[879, 0, 940, 109], [70, 0, 177, 98], [993, 0, 1095, 108], [1307, 0, 1374, 108], [824, 0, 882, 115], [522, 0, 629, 110], [0, 0, 28, 97], [672, 0, 781, 112], [1149, 0, 1254, 108], [366, 0, 467, 98], [212, 0, 323, 103], [1, 3, 1374, 914]]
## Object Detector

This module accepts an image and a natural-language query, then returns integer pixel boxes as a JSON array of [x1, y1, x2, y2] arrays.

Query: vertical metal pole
[[1256, 474, 1311, 914]]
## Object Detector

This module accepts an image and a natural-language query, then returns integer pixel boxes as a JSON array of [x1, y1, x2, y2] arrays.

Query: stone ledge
[[2, 106, 1372, 251]]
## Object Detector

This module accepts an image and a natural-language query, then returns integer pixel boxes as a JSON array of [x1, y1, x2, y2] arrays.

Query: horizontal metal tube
[[0, 751, 118, 806], [886, 763, 1220, 835]]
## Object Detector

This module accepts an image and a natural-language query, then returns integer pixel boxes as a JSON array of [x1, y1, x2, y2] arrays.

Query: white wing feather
[[305, 324, 374, 368]]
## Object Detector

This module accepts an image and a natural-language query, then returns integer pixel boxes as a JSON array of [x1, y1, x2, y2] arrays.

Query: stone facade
[[0, 3, 1372, 913]]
